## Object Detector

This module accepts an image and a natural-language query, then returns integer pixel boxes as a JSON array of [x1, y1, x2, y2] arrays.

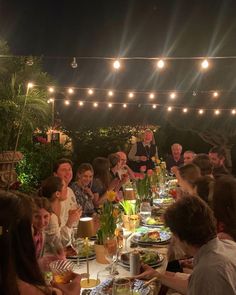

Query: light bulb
[[198, 109, 204, 114], [157, 59, 165, 69], [213, 91, 219, 97], [214, 109, 220, 115], [201, 59, 209, 69], [170, 92, 176, 99], [78, 101, 84, 106], [65, 100, 70, 105], [108, 90, 113, 96], [88, 89, 94, 95], [93, 102, 98, 107], [68, 88, 74, 94], [108, 103, 113, 108], [231, 109, 236, 115], [113, 59, 121, 69], [149, 93, 155, 99], [71, 57, 78, 69], [152, 104, 157, 109], [27, 82, 34, 89], [128, 92, 134, 98], [167, 106, 172, 112], [183, 108, 188, 113], [123, 103, 127, 108], [48, 87, 55, 93]]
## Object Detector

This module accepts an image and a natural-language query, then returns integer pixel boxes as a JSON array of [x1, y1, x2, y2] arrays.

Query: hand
[[140, 156, 148, 161], [132, 264, 160, 280], [53, 275, 81, 295], [66, 207, 82, 228], [171, 166, 179, 176], [83, 187, 94, 199]]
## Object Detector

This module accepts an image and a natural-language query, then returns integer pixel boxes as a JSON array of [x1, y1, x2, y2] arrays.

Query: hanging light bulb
[[68, 88, 74, 94], [157, 59, 165, 69], [198, 109, 204, 115], [93, 102, 98, 107], [78, 101, 84, 106], [183, 108, 188, 113], [26, 56, 34, 66], [214, 109, 220, 115], [88, 89, 94, 95], [170, 92, 176, 99], [213, 91, 219, 98], [64, 100, 70, 105], [167, 106, 172, 112], [113, 59, 121, 70], [27, 82, 34, 89], [128, 92, 134, 98], [201, 59, 209, 69], [71, 57, 78, 69], [149, 93, 155, 99], [108, 103, 113, 108], [48, 87, 55, 93], [108, 90, 114, 97], [152, 104, 157, 109], [123, 103, 127, 108], [231, 109, 236, 115]]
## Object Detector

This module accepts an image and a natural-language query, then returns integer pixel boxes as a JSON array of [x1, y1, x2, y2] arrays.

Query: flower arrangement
[[96, 191, 120, 245]]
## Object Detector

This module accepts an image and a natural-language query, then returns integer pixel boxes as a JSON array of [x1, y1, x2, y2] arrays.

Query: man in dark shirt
[[208, 146, 230, 179], [166, 143, 184, 173]]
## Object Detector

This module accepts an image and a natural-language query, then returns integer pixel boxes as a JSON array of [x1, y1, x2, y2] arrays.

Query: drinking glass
[[139, 201, 152, 223], [103, 236, 118, 275], [112, 278, 130, 295], [71, 227, 82, 265]]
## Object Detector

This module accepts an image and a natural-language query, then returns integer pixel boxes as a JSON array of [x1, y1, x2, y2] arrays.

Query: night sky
[[1, 0, 236, 126]]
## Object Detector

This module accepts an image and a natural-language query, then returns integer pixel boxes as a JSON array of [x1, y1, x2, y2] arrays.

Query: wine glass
[[139, 201, 152, 223], [71, 227, 82, 265], [103, 236, 118, 275]]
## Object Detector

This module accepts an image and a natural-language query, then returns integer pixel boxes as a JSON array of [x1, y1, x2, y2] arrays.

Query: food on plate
[[121, 250, 162, 265], [66, 244, 95, 258], [146, 216, 164, 225], [140, 231, 161, 242]]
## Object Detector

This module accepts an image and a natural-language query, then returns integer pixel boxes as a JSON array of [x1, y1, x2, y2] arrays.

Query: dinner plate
[[67, 253, 96, 262], [90, 278, 150, 295], [119, 252, 164, 269], [131, 230, 171, 246]]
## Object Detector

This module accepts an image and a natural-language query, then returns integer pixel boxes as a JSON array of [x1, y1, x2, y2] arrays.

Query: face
[[57, 180, 68, 201], [117, 152, 127, 168], [184, 152, 195, 164], [32, 208, 50, 232], [144, 131, 153, 143], [78, 170, 93, 186], [209, 152, 224, 168], [55, 163, 73, 186], [177, 174, 192, 194], [172, 144, 182, 157]]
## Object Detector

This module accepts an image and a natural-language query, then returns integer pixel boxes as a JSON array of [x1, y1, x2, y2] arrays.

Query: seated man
[[183, 150, 196, 164], [208, 146, 230, 179], [116, 151, 135, 180], [166, 143, 184, 173], [135, 195, 236, 295]]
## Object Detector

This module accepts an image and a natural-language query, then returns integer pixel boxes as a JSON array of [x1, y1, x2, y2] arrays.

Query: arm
[[128, 144, 140, 161]]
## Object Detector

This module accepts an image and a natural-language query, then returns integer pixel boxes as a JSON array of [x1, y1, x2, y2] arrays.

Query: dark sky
[[1, 0, 236, 126]]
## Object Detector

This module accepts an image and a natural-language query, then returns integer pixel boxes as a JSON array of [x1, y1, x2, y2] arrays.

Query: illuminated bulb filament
[[183, 108, 188, 113], [88, 89, 94, 95], [214, 109, 220, 115], [198, 109, 204, 114], [170, 92, 176, 99], [213, 91, 219, 97], [201, 59, 209, 69], [65, 100, 70, 105], [149, 93, 155, 99], [167, 106, 172, 112], [157, 59, 165, 69], [108, 91, 113, 96], [48, 87, 54, 93], [231, 109, 236, 115], [152, 104, 157, 109], [68, 88, 74, 94], [108, 103, 113, 108], [79, 101, 84, 106], [93, 102, 98, 107], [128, 92, 134, 98], [27, 82, 34, 89], [113, 60, 121, 69], [123, 103, 127, 108]]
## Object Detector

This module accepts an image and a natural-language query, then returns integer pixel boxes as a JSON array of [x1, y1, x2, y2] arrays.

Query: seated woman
[[32, 197, 52, 259], [70, 163, 98, 217], [39, 176, 82, 248], [0, 191, 81, 295]]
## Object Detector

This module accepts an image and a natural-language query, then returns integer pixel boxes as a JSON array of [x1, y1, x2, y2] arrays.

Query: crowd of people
[[0, 128, 236, 295]]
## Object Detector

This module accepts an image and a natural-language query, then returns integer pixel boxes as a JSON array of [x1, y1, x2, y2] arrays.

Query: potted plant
[[94, 191, 120, 264], [119, 200, 140, 231]]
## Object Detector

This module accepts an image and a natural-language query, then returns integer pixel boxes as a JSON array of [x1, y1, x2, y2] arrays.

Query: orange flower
[[112, 208, 120, 218], [106, 190, 116, 202]]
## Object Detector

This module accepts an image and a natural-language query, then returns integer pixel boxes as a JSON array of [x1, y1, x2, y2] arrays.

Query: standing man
[[128, 129, 158, 172], [166, 143, 184, 173], [209, 146, 230, 179], [53, 158, 82, 230]]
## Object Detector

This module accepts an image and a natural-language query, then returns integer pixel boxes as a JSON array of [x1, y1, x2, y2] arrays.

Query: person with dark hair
[[213, 176, 236, 242], [209, 146, 230, 178], [40, 176, 81, 247], [53, 159, 81, 235], [176, 163, 201, 195], [0, 191, 81, 295], [135, 195, 236, 294], [70, 163, 97, 216], [32, 197, 52, 259], [192, 153, 213, 177], [194, 176, 215, 208], [128, 129, 158, 172]]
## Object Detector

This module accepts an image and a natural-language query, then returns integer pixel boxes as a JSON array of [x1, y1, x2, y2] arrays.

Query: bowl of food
[[49, 259, 77, 284]]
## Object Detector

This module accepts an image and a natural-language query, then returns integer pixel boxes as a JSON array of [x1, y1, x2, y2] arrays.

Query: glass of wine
[[71, 227, 82, 265], [103, 236, 118, 275], [139, 201, 152, 224]]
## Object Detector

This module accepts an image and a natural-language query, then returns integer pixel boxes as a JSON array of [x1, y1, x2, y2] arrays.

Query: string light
[[108, 90, 114, 97], [123, 103, 127, 108], [64, 100, 70, 105], [68, 88, 74, 94], [231, 109, 236, 115], [152, 104, 157, 109], [71, 57, 78, 69], [183, 108, 188, 113], [128, 92, 134, 98], [198, 109, 204, 114], [48, 87, 55, 93], [113, 59, 121, 70], [27, 82, 34, 89], [108, 103, 113, 108], [170, 92, 176, 99], [88, 88, 94, 95], [149, 93, 155, 99], [78, 101, 84, 106], [167, 106, 172, 112], [157, 59, 165, 69], [93, 102, 98, 107], [201, 59, 209, 69], [213, 91, 219, 97], [214, 109, 220, 115]]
